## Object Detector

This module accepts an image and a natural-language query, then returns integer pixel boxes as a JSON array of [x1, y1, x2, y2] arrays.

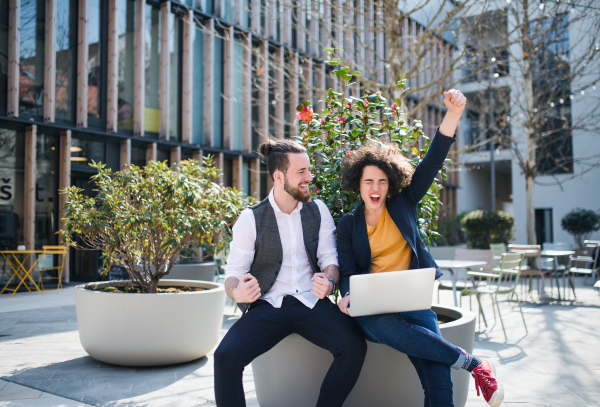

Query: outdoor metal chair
[[508, 244, 554, 301], [460, 252, 526, 341], [564, 243, 600, 299], [489, 243, 506, 268], [37, 246, 68, 291]]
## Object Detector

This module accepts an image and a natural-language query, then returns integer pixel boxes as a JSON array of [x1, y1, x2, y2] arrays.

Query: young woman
[[336, 89, 504, 407]]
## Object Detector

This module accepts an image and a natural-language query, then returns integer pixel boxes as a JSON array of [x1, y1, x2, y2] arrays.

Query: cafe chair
[[461, 252, 526, 341], [38, 246, 68, 292], [508, 244, 553, 301], [564, 243, 600, 299]]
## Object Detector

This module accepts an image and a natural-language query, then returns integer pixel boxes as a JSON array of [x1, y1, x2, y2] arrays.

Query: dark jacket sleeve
[[403, 127, 456, 206], [337, 215, 359, 296]]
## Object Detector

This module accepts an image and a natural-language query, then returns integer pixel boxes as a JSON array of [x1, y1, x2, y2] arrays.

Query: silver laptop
[[347, 268, 436, 317]]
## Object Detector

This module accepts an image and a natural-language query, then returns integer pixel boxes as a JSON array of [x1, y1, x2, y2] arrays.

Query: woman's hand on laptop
[[338, 295, 350, 315], [312, 273, 333, 299], [233, 274, 261, 303]]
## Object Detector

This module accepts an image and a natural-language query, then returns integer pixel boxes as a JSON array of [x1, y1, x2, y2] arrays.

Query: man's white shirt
[[224, 189, 338, 309]]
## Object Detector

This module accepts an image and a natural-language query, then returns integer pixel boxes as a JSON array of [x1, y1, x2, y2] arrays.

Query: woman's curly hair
[[341, 143, 414, 198]]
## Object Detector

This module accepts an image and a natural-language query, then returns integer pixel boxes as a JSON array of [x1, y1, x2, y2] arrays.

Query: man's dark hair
[[341, 143, 414, 198], [258, 139, 307, 180]]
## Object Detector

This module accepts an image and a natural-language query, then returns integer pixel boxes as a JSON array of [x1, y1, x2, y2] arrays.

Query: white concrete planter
[[168, 262, 216, 281], [74, 279, 225, 367], [252, 305, 476, 407]]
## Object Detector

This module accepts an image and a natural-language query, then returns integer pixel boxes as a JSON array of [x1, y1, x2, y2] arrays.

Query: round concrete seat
[[252, 305, 476, 407]]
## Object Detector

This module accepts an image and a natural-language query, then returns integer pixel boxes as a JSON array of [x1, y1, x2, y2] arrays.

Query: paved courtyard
[[1, 276, 599, 407]]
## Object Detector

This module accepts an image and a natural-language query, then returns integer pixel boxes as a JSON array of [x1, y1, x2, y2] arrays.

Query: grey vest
[[237, 197, 322, 313]]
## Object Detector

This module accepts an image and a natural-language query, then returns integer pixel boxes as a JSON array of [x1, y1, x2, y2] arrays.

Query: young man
[[214, 139, 367, 407]]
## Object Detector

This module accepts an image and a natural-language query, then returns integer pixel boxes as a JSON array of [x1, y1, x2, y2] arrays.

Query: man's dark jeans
[[355, 309, 464, 407], [214, 296, 367, 407]]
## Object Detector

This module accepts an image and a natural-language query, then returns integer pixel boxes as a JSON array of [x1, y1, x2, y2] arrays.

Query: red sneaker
[[472, 359, 504, 407]]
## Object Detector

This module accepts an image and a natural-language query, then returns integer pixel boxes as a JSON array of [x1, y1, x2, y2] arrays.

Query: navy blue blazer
[[337, 128, 456, 296]]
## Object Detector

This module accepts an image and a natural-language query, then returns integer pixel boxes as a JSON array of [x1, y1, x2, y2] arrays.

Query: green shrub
[[60, 157, 254, 293], [561, 208, 600, 249], [461, 210, 514, 249], [435, 212, 467, 246], [297, 47, 448, 247]]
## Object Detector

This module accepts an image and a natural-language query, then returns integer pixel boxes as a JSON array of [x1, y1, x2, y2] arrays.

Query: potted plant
[[561, 208, 600, 249], [61, 157, 253, 366], [461, 210, 515, 249], [252, 47, 475, 406]]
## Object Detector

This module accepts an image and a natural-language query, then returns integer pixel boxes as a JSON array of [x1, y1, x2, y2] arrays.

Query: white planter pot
[[74, 279, 225, 367], [168, 262, 216, 281], [252, 305, 476, 407]]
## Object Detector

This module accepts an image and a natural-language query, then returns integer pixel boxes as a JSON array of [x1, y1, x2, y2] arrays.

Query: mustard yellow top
[[367, 207, 412, 273]]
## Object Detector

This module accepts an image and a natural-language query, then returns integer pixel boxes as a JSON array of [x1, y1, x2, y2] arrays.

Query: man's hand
[[311, 273, 333, 299], [232, 274, 261, 303], [443, 89, 467, 116], [338, 295, 350, 315]]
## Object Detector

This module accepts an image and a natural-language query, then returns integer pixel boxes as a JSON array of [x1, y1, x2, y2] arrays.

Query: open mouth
[[369, 194, 381, 204], [299, 184, 310, 192]]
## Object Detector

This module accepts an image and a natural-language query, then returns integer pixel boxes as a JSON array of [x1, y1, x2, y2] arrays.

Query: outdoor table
[[0, 250, 44, 297], [540, 250, 575, 301], [435, 260, 488, 307]]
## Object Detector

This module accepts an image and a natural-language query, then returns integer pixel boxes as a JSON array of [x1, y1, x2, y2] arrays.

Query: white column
[[234, 0, 244, 26], [77, 0, 88, 127], [214, 0, 225, 18], [106, 0, 118, 132], [7, 0, 19, 117], [356, 0, 365, 74], [410, 20, 417, 94], [159, 1, 170, 140], [259, 40, 269, 141], [44, 0, 57, 123], [204, 18, 215, 147], [223, 25, 234, 150], [275, 46, 285, 139], [289, 51, 299, 137], [242, 33, 253, 152], [182, 10, 193, 144], [134, 0, 145, 136]]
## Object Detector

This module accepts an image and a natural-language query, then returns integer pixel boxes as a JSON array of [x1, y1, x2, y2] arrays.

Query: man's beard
[[283, 174, 311, 203]]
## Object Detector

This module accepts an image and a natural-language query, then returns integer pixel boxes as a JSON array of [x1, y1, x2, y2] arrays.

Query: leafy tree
[[561, 208, 600, 249], [461, 210, 515, 249], [296, 48, 449, 247], [60, 158, 254, 293]]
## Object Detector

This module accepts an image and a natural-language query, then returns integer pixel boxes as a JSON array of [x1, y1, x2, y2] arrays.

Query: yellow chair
[[38, 246, 68, 291]]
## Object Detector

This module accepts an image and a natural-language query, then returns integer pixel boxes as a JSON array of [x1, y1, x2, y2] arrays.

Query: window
[[55, 0, 78, 122], [19, 0, 46, 120], [35, 133, 59, 248], [0, 129, 25, 249], [144, 4, 161, 136], [87, 0, 104, 123], [530, 14, 573, 174], [117, 0, 135, 132], [168, 10, 181, 142], [0, 0, 8, 116], [191, 22, 204, 145]]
